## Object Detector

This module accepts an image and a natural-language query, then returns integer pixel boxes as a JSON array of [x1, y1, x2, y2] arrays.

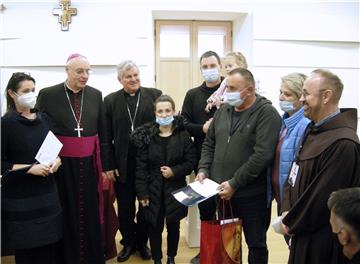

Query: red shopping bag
[[200, 200, 242, 264]]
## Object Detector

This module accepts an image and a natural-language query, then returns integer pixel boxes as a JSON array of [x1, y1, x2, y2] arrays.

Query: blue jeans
[[200, 193, 271, 264]]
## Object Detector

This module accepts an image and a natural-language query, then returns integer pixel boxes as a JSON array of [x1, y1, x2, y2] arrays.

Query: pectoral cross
[[75, 123, 83, 137], [53, 0, 77, 31]]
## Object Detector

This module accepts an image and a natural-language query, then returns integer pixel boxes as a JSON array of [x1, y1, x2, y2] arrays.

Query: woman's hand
[[139, 198, 150, 207], [160, 166, 174, 178], [27, 164, 50, 177], [49, 157, 62, 174]]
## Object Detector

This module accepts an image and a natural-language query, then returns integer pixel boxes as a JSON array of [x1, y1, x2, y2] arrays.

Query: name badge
[[288, 162, 299, 187]]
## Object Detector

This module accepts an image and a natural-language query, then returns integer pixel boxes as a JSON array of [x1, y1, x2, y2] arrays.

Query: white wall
[[1, 1, 359, 128]]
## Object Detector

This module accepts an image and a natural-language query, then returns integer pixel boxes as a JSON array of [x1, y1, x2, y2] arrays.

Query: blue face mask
[[224, 91, 244, 107], [279, 100, 295, 112], [202, 68, 220, 83], [156, 115, 174, 126]]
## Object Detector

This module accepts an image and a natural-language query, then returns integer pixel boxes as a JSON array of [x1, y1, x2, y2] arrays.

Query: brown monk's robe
[[282, 108, 360, 264]]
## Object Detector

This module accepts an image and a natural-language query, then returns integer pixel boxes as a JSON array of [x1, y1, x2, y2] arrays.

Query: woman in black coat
[[132, 95, 196, 264], [1, 73, 62, 264]]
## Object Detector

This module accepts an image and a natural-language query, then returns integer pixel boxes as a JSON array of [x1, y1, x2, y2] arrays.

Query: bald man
[[36, 54, 116, 264]]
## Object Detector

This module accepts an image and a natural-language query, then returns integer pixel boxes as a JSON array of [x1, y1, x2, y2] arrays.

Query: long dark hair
[[5, 72, 35, 111]]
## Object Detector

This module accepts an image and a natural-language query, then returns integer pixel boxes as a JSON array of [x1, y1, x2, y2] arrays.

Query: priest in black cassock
[[281, 69, 360, 264], [36, 54, 117, 264], [104, 60, 161, 262]]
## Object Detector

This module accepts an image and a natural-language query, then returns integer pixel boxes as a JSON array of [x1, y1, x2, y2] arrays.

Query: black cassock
[[36, 83, 114, 264]]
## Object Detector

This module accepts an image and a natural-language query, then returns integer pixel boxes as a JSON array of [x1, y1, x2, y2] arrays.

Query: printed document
[[172, 178, 220, 207], [35, 131, 63, 165]]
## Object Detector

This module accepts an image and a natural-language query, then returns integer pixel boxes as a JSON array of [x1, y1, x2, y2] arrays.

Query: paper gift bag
[[200, 200, 242, 264]]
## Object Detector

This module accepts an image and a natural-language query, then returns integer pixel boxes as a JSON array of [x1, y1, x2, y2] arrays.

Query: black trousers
[[114, 158, 149, 247], [199, 193, 271, 264], [15, 243, 57, 264], [149, 204, 180, 261]]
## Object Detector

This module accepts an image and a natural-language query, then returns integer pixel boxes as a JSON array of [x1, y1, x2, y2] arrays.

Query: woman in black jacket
[[132, 95, 196, 264], [1, 73, 62, 264]]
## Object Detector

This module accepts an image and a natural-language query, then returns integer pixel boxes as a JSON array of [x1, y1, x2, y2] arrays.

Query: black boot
[[154, 259, 162, 264], [117, 245, 136, 262], [138, 244, 151, 260], [167, 256, 175, 264]]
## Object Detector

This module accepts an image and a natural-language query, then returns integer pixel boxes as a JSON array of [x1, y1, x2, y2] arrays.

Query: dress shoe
[[117, 245, 136, 262], [190, 252, 200, 264], [138, 244, 151, 260], [154, 260, 162, 264], [167, 256, 175, 264]]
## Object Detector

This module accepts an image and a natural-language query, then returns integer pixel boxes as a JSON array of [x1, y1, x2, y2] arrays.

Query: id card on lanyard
[[288, 162, 299, 187]]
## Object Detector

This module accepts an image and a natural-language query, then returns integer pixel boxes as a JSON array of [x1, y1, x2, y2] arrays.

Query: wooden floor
[[2, 203, 289, 264]]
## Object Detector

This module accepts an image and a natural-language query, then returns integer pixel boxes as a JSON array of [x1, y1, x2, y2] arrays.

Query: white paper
[[173, 191, 189, 202], [171, 178, 220, 207], [35, 131, 63, 165], [190, 178, 220, 197], [271, 216, 286, 235]]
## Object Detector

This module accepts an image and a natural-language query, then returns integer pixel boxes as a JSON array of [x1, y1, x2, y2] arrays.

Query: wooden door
[[155, 20, 232, 111]]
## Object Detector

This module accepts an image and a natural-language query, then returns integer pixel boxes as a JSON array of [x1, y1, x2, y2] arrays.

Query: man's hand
[[195, 172, 207, 183], [139, 198, 150, 207], [202, 118, 213, 134], [218, 181, 235, 200], [103, 170, 116, 181], [160, 166, 174, 178], [281, 211, 290, 235]]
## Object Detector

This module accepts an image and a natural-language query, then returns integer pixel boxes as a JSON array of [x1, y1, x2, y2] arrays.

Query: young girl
[[1, 73, 62, 264], [205, 51, 248, 112], [132, 95, 197, 264]]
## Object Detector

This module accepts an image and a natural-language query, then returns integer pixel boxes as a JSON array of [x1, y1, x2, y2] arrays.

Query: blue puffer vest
[[278, 107, 310, 200]]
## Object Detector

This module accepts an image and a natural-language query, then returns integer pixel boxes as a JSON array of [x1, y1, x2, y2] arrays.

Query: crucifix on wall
[[53, 0, 77, 31]]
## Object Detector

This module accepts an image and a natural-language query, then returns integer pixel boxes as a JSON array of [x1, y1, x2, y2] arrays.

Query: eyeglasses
[[302, 89, 328, 98]]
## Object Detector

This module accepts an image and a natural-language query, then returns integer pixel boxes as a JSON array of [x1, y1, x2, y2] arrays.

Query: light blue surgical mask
[[156, 115, 174, 126], [202, 68, 220, 83], [224, 92, 244, 107], [279, 100, 295, 112]]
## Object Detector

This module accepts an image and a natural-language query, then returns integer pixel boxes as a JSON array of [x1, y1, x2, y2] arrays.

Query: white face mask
[[16, 91, 36, 109], [224, 91, 244, 107]]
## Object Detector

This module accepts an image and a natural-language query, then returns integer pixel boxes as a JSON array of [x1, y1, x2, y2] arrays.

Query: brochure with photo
[[172, 178, 220, 207]]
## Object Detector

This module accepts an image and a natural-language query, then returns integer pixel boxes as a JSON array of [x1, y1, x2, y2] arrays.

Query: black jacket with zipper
[[131, 116, 197, 226], [198, 95, 281, 198]]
